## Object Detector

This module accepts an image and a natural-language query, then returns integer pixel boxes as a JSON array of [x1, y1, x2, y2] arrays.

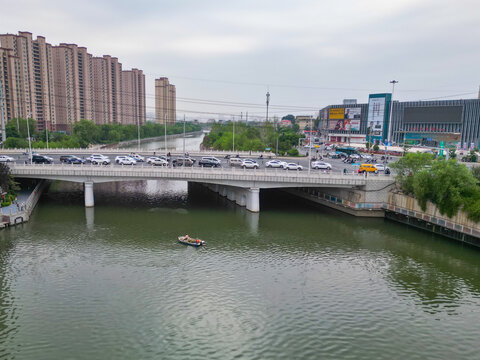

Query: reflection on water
[[122, 133, 205, 153], [0, 181, 479, 359]]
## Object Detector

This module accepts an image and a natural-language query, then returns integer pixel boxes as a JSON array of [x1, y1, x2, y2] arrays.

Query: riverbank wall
[[385, 193, 480, 247], [0, 180, 48, 228]]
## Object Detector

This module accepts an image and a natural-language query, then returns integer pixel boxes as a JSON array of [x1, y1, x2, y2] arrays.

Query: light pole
[[26, 114, 32, 163], [137, 114, 141, 151], [387, 80, 398, 145], [266, 91, 270, 122], [183, 114, 186, 157], [164, 113, 167, 157], [308, 116, 312, 173], [232, 115, 235, 152]]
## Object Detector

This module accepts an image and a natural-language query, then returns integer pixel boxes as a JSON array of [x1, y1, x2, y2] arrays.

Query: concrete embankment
[[385, 193, 480, 248], [0, 180, 49, 228]]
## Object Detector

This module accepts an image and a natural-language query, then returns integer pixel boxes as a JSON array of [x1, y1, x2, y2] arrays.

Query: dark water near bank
[[0, 180, 479, 360]]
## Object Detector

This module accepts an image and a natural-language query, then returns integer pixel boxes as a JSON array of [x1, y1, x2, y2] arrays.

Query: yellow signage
[[329, 108, 345, 120]]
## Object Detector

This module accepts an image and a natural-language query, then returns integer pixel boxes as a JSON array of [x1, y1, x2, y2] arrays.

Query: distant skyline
[[1, 0, 479, 120]]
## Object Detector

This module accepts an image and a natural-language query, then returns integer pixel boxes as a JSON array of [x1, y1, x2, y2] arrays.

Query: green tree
[[413, 160, 479, 218], [73, 119, 100, 147], [282, 114, 295, 122], [391, 152, 433, 194]]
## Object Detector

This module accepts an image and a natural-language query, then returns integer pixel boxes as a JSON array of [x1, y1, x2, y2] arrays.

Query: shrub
[[287, 148, 299, 157]]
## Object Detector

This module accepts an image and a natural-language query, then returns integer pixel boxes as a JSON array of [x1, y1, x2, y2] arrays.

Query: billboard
[[329, 119, 344, 130], [345, 108, 361, 131], [329, 108, 344, 120], [367, 96, 387, 137], [404, 105, 463, 124]]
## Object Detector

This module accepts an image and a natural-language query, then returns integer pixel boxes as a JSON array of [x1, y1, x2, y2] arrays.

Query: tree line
[[3, 118, 202, 149], [202, 122, 303, 156], [391, 153, 480, 221]]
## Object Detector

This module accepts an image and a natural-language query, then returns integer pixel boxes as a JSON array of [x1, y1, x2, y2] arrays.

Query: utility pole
[[232, 115, 235, 152], [266, 91, 270, 122], [0, 79, 6, 145], [46, 126, 49, 149], [387, 80, 398, 145]]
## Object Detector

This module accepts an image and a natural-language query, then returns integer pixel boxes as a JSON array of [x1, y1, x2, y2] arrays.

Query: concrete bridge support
[[246, 188, 260, 213], [84, 182, 94, 207]]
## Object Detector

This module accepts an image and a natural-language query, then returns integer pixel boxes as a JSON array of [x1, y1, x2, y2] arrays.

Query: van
[[358, 164, 378, 173], [228, 158, 243, 167]]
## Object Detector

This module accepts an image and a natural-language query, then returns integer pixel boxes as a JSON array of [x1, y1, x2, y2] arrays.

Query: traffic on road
[[1, 150, 395, 175]]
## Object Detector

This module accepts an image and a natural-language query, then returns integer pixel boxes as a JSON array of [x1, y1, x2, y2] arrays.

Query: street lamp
[[387, 80, 398, 145], [164, 113, 168, 157], [266, 91, 270, 122], [26, 114, 32, 163]]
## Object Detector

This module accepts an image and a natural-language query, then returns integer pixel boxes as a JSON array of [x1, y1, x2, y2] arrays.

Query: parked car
[[241, 160, 259, 169], [265, 160, 287, 168], [32, 154, 53, 164], [116, 156, 136, 165], [115, 156, 137, 165], [64, 156, 85, 164], [172, 157, 195, 167], [86, 154, 111, 165], [374, 163, 391, 172], [358, 164, 378, 173], [198, 158, 220, 167], [199, 157, 221, 167], [283, 163, 303, 170], [146, 157, 160, 164], [311, 161, 332, 170], [0, 155, 15, 162], [228, 158, 244, 167], [151, 158, 168, 166], [129, 153, 144, 162]]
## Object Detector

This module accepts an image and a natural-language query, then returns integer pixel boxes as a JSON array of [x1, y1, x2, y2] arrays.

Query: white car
[[129, 153, 144, 162], [151, 158, 168, 166], [374, 163, 389, 172], [115, 156, 136, 165], [146, 156, 160, 164], [361, 154, 373, 160], [349, 154, 361, 160], [283, 163, 303, 171], [115, 156, 137, 165], [311, 161, 332, 170], [241, 160, 259, 169], [0, 155, 15, 162], [265, 160, 287, 168], [87, 154, 111, 165]]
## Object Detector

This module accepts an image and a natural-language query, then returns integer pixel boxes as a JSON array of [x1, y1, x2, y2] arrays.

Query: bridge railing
[[7, 162, 394, 181]]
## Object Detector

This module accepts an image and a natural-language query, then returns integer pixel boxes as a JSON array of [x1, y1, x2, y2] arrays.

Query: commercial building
[[155, 77, 176, 125], [0, 31, 146, 132], [320, 96, 480, 148]]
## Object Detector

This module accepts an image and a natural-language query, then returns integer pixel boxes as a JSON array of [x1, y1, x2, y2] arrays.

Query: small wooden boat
[[178, 235, 206, 247]]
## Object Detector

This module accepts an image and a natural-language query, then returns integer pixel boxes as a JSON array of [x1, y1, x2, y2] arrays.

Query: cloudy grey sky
[[1, 0, 479, 120]]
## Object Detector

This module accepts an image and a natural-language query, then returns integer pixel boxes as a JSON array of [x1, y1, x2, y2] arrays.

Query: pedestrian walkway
[[0, 190, 31, 216]]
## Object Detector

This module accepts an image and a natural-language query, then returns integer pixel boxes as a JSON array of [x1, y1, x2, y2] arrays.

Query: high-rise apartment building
[[155, 77, 176, 125], [122, 69, 146, 125], [0, 31, 147, 132], [0, 32, 56, 131]]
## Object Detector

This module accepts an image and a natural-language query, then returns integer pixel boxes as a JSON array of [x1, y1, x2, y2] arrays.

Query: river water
[[0, 135, 479, 360]]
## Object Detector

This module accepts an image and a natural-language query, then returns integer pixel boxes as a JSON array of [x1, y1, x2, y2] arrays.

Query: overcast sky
[[1, 0, 479, 120]]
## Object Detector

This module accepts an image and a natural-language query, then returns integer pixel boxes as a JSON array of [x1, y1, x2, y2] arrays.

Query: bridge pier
[[246, 188, 260, 212], [84, 182, 94, 207]]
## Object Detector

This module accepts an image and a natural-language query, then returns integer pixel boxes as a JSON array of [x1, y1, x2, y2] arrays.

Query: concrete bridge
[[8, 163, 394, 212]]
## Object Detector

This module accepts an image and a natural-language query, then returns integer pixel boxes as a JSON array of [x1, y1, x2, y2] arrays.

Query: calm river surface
[[0, 135, 479, 359]]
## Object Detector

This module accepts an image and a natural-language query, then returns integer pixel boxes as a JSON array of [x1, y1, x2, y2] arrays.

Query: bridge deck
[[7, 163, 394, 188]]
